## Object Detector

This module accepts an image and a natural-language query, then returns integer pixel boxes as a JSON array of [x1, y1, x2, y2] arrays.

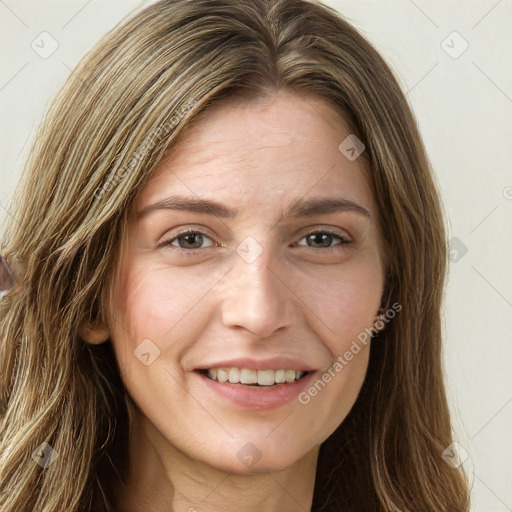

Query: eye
[[295, 230, 351, 249], [162, 229, 215, 250]]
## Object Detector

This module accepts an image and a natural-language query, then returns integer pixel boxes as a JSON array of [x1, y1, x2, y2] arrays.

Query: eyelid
[[294, 227, 352, 245], [159, 226, 353, 252], [158, 226, 218, 250], [292, 228, 353, 253]]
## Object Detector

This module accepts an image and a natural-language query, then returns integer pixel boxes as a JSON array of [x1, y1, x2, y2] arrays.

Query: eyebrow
[[137, 195, 370, 220]]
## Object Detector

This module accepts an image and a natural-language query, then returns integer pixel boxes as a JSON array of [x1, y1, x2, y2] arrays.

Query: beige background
[[0, 1, 511, 509]]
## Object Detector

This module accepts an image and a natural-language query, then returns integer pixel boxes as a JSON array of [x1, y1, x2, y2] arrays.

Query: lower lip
[[197, 371, 316, 410]]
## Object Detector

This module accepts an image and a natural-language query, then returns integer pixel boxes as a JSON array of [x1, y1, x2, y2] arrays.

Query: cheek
[[295, 258, 384, 354], [299, 345, 370, 447], [295, 255, 383, 439], [107, 262, 221, 374], [295, 267, 379, 441]]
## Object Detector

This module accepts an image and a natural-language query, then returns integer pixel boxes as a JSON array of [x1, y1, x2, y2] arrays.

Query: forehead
[[136, 90, 373, 213]]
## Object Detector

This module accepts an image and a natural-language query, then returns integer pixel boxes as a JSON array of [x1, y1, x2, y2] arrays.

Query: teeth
[[258, 369, 274, 386], [240, 368, 258, 385], [285, 370, 296, 383], [228, 367, 240, 384], [217, 368, 228, 383], [206, 368, 306, 386]]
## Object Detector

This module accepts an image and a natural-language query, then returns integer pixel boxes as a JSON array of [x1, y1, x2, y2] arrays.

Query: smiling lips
[[206, 367, 307, 386], [199, 366, 315, 410], [195, 357, 315, 408]]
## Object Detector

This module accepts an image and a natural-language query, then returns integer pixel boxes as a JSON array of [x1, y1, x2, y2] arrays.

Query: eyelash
[[159, 228, 352, 254], [294, 229, 352, 250]]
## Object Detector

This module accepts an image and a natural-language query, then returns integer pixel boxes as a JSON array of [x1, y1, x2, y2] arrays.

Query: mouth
[[192, 357, 316, 409], [199, 368, 309, 387]]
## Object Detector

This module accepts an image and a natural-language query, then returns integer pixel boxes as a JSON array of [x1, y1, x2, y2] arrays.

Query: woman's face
[[106, 90, 385, 474]]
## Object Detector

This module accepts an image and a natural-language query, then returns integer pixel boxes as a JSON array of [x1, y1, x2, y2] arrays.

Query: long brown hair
[[0, 0, 470, 510]]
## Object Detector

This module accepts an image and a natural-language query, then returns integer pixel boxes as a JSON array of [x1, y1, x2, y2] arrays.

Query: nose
[[220, 244, 295, 338]]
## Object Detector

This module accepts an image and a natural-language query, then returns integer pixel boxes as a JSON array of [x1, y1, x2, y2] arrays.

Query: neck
[[113, 410, 319, 512]]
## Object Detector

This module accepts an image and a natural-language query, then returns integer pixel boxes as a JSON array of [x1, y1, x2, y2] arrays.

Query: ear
[[79, 321, 110, 345]]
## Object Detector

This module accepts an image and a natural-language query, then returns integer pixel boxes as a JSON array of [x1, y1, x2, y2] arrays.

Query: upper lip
[[194, 357, 315, 372]]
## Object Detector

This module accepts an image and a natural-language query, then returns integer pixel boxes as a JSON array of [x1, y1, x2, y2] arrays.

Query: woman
[[0, 0, 470, 510]]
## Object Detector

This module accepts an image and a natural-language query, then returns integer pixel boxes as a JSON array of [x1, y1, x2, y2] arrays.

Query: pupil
[[181, 233, 203, 248], [309, 233, 332, 248]]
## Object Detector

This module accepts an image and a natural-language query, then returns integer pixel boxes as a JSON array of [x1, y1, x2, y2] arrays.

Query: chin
[[208, 454, 304, 475], [198, 436, 316, 475]]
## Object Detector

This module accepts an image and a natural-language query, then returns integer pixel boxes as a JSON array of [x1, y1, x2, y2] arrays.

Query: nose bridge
[[220, 240, 294, 337]]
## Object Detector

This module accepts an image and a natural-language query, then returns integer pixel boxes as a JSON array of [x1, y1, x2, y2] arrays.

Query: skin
[[84, 89, 385, 511]]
